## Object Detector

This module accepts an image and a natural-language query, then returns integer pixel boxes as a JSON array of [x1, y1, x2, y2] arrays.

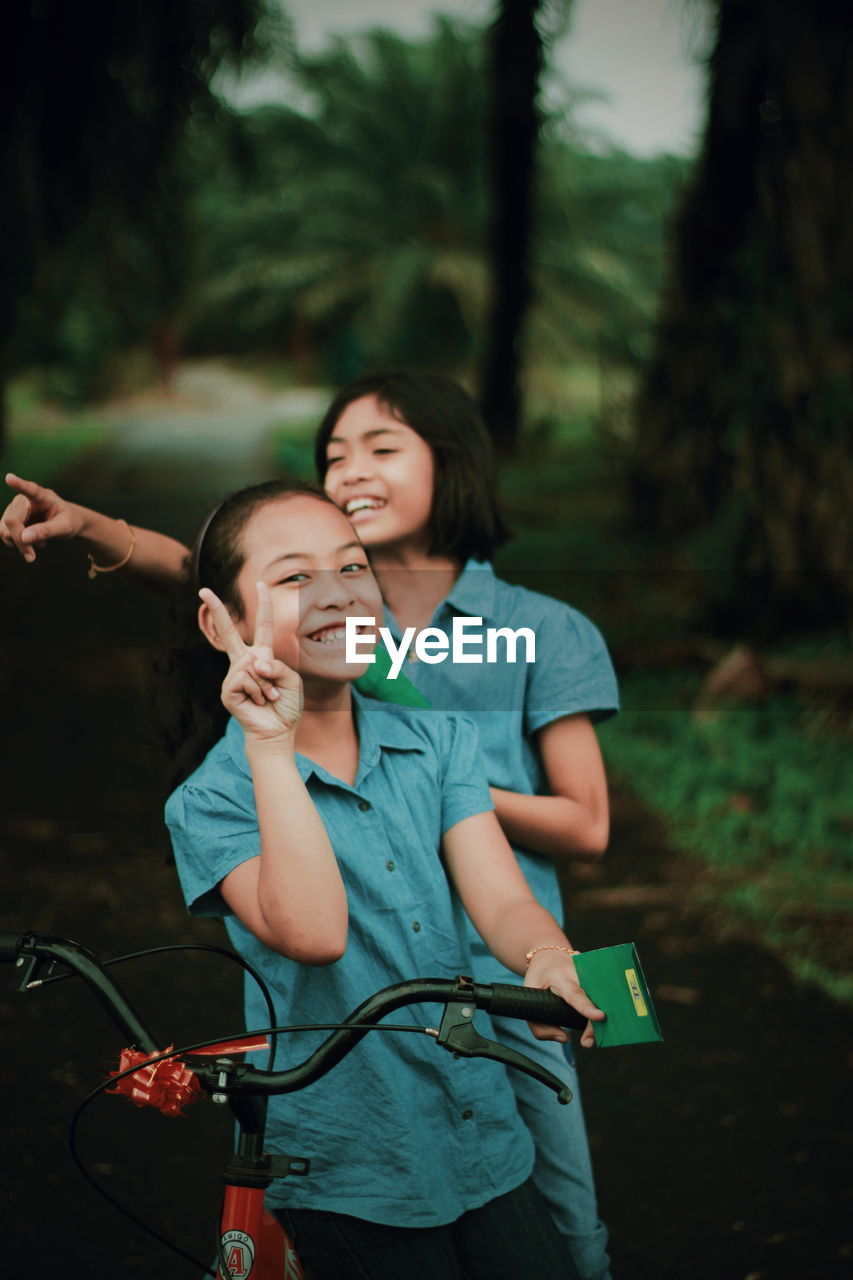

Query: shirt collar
[[443, 559, 496, 621], [225, 688, 425, 790]]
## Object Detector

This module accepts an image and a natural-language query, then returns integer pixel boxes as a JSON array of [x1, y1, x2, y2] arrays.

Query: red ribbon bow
[[107, 1045, 202, 1117]]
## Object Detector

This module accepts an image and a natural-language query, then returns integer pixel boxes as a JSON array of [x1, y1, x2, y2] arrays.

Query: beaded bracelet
[[87, 519, 136, 579], [524, 944, 581, 969]]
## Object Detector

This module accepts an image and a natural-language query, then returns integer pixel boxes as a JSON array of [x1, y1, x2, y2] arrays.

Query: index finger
[[199, 587, 247, 660], [253, 580, 275, 656], [5, 473, 48, 500]]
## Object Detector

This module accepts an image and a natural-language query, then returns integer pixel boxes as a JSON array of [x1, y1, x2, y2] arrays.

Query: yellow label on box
[[625, 968, 648, 1017]]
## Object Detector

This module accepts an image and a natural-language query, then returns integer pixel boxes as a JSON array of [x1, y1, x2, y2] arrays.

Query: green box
[[574, 943, 663, 1048]]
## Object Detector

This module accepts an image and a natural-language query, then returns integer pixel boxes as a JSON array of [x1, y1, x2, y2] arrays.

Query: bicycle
[[2, 929, 592, 1279]]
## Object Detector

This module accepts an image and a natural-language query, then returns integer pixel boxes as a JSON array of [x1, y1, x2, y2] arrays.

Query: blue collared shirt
[[165, 692, 535, 1226], [380, 562, 619, 982]]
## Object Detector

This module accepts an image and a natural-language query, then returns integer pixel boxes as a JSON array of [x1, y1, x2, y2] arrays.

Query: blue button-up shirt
[[166, 692, 535, 1226], [380, 561, 619, 983]]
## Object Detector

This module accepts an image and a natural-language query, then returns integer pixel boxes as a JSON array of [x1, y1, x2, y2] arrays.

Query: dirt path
[[64, 359, 331, 539], [0, 380, 849, 1277]]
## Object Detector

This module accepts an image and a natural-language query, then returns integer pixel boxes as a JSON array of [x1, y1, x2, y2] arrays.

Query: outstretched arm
[[489, 713, 610, 861], [1, 473, 189, 589]]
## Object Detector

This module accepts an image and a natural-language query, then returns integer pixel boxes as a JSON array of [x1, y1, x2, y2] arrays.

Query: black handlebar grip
[[0, 933, 22, 960], [488, 983, 587, 1031]]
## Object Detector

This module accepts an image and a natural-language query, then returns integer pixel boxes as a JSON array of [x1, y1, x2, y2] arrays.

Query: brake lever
[[433, 1000, 572, 1104], [14, 948, 66, 993]]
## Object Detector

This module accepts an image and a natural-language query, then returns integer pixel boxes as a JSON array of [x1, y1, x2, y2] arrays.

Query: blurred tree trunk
[[480, 0, 546, 452], [153, 320, 180, 394], [629, 0, 853, 629]]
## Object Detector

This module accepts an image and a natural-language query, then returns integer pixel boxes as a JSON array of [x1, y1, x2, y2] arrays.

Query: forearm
[[480, 895, 575, 977], [443, 810, 602, 1044], [75, 506, 189, 589], [485, 898, 604, 1046], [490, 786, 608, 861], [248, 743, 348, 962]]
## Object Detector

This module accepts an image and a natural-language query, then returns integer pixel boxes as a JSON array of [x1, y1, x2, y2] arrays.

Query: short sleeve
[[165, 779, 261, 918], [525, 603, 619, 735], [438, 713, 495, 835]]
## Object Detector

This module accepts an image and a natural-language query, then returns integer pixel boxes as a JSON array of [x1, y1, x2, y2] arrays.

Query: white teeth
[[310, 628, 346, 644], [346, 497, 385, 514]]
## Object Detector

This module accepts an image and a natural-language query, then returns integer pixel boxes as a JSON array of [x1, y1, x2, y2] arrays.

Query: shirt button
[[412, 921, 422, 933], [461, 1108, 474, 1120], [358, 799, 371, 812], [385, 860, 396, 871]]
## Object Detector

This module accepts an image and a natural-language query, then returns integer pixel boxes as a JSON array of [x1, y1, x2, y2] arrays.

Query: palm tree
[[188, 12, 682, 434], [629, 0, 853, 628], [481, 0, 552, 451], [194, 19, 490, 380]]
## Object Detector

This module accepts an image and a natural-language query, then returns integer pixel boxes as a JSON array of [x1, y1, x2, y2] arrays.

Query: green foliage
[[6, 15, 686, 420], [189, 18, 490, 376], [496, 428, 698, 657], [530, 147, 687, 379], [602, 671, 851, 868], [1, 384, 107, 481], [267, 422, 319, 478], [600, 670, 853, 1003], [185, 19, 686, 390]]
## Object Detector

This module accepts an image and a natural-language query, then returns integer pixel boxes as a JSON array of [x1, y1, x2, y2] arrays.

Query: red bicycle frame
[[217, 1190, 303, 1280]]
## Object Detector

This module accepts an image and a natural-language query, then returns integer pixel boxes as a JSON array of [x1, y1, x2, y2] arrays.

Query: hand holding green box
[[574, 943, 663, 1047]]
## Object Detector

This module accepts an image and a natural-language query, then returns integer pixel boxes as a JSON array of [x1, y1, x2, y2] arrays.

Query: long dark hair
[[314, 371, 510, 563], [154, 479, 337, 789]]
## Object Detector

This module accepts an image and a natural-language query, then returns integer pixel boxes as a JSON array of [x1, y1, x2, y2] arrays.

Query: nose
[[312, 571, 356, 610], [337, 450, 374, 488]]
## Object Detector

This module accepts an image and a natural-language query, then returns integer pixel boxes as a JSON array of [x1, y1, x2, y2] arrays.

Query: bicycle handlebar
[[221, 975, 586, 1098], [2, 931, 586, 1100], [1, 931, 159, 1055]]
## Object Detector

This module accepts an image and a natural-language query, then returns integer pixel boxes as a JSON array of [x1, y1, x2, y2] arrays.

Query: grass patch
[[598, 668, 853, 1004], [1, 419, 107, 485], [2, 379, 109, 485]]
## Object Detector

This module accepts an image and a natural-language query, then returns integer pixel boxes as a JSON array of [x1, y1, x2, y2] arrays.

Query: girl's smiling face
[[323, 394, 435, 552], [229, 494, 382, 682]]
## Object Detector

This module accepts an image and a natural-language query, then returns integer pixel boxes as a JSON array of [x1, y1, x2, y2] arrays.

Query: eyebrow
[[327, 426, 402, 446], [263, 541, 365, 571]]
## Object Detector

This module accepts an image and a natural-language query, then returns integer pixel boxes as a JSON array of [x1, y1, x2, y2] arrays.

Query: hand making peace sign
[[200, 582, 303, 744]]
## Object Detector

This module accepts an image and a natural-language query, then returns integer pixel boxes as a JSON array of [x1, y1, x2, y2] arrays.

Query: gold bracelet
[[525, 944, 581, 969], [87, 519, 136, 579]]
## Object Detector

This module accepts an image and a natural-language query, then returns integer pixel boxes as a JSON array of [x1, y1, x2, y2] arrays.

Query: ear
[[198, 600, 228, 653]]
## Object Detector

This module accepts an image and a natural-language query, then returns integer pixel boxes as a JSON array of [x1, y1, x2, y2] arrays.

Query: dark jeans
[[274, 1178, 581, 1280]]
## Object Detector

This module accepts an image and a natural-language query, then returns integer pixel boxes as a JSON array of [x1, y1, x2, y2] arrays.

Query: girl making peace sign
[[3, 372, 617, 1279], [165, 478, 602, 1279]]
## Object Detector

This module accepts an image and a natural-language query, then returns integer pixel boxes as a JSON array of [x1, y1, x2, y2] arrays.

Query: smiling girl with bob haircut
[[163, 478, 601, 1279]]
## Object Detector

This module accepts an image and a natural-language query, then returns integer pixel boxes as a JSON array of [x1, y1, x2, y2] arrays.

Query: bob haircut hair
[[314, 372, 510, 564]]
